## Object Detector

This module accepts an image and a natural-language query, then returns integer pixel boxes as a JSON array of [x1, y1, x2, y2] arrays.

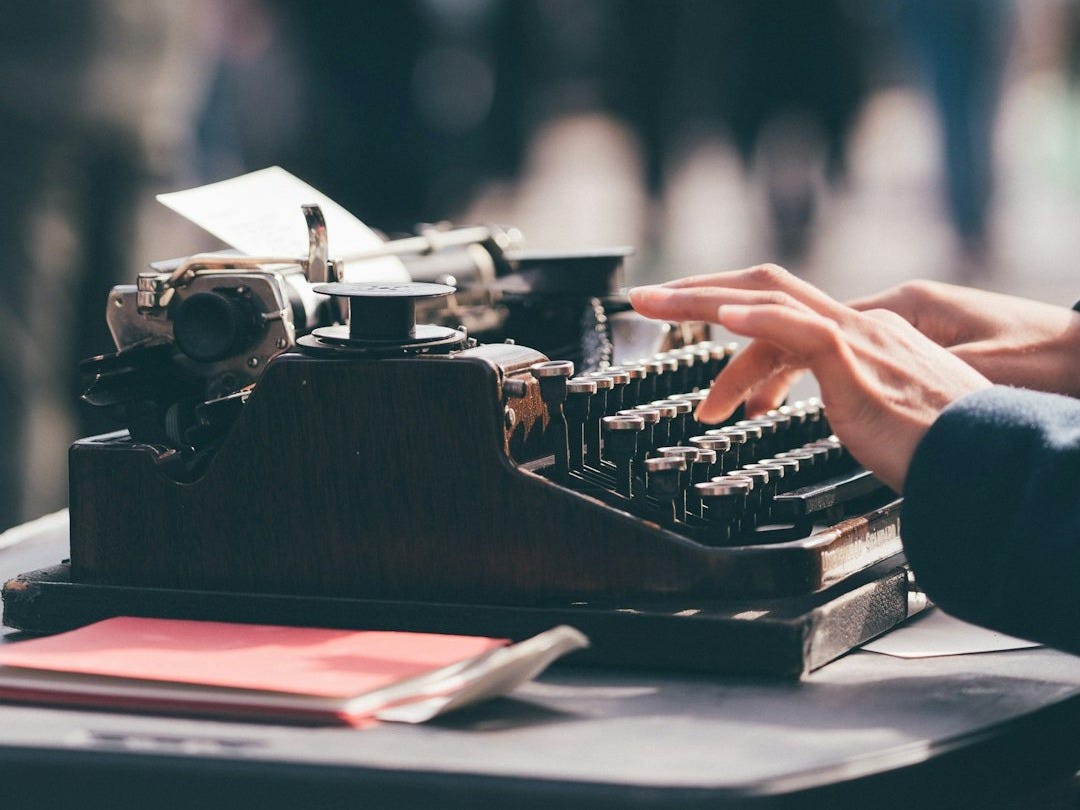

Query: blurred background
[[1, 0, 1079, 531]]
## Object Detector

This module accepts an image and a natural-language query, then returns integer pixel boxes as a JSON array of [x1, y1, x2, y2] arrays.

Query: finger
[[744, 367, 807, 416], [655, 264, 847, 319], [696, 339, 788, 424], [697, 304, 854, 424], [628, 285, 814, 325]]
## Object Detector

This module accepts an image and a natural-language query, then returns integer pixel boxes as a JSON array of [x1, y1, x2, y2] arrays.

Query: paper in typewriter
[[157, 166, 410, 282]]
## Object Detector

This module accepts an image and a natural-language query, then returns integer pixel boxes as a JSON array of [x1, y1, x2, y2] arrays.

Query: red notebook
[[0, 617, 509, 726]]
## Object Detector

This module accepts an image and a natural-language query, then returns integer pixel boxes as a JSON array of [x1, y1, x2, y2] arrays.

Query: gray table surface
[[0, 512, 1077, 809]]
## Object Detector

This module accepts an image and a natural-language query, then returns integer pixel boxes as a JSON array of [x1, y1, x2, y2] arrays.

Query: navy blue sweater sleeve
[[901, 386, 1080, 654]]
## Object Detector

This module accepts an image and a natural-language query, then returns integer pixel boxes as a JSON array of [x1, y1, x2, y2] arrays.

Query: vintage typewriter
[[2, 206, 922, 677]]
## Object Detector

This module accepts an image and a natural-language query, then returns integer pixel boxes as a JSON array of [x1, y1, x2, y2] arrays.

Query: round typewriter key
[[694, 448, 717, 467], [690, 433, 732, 473], [530, 361, 576, 479], [654, 399, 693, 443], [697, 479, 750, 496], [764, 410, 792, 435], [530, 360, 575, 409], [738, 418, 775, 460], [646, 455, 686, 474], [741, 418, 777, 436], [636, 358, 662, 402], [667, 349, 694, 393], [603, 415, 645, 497], [697, 478, 751, 543], [703, 342, 728, 379], [808, 437, 844, 466], [646, 402, 678, 418], [658, 446, 699, 520], [622, 407, 659, 423], [565, 378, 597, 471], [775, 451, 815, 487], [716, 426, 749, 468], [588, 373, 615, 390], [802, 398, 826, 437], [693, 448, 717, 481], [530, 360, 575, 378], [603, 414, 645, 431], [778, 404, 805, 425], [658, 446, 699, 460], [639, 358, 663, 374], [746, 461, 784, 484], [804, 444, 831, 468], [767, 456, 801, 491], [651, 355, 680, 398], [734, 421, 764, 440], [689, 435, 731, 452], [685, 446, 717, 516], [716, 426, 748, 443], [616, 363, 647, 407], [621, 408, 659, 466], [605, 368, 631, 412], [687, 345, 711, 388], [582, 375, 614, 466], [776, 449, 815, 466], [566, 378, 598, 395], [732, 468, 770, 521], [646, 455, 687, 527]]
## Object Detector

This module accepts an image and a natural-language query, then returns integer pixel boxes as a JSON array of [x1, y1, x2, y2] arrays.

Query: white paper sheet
[[862, 608, 1041, 658], [156, 166, 409, 282], [374, 625, 590, 723]]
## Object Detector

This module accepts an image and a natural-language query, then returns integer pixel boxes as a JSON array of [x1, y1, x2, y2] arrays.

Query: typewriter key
[[696, 478, 751, 544], [584, 374, 614, 466], [565, 378, 597, 471], [638, 358, 664, 402], [598, 369, 630, 415], [767, 456, 802, 492], [714, 426, 749, 469], [620, 408, 659, 472], [602, 415, 645, 498], [617, 363, 647, 408], [643, 401, 677, 448], [658, 446, 699, 522], [645, 455, 687, 528], [531, 361, 575, 481]]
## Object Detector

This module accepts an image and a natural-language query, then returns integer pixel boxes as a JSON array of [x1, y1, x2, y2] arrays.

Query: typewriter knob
[[303, 281, 467, 355], [315, 281, 453, 341], [173, 291, 258, 363]]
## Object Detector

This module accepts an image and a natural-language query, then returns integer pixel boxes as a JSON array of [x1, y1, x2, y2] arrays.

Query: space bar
[[770, 468, 888, 518]]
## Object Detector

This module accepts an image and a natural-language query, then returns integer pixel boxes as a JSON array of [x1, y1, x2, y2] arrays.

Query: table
[[0, 512, 1076, 809]]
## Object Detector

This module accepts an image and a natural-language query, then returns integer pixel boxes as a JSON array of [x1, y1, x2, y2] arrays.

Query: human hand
[[628, 265, 993, 491], [848, 281, 1080, 398]]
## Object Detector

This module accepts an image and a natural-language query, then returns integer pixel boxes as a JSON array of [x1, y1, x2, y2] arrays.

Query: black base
[[3, 556, 919, 678]]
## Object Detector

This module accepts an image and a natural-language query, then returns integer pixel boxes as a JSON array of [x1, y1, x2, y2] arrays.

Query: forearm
[[901, 387, 1080, 653]]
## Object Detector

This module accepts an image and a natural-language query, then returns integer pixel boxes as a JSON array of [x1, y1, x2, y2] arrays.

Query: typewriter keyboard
[[529, 342, 892, 546]]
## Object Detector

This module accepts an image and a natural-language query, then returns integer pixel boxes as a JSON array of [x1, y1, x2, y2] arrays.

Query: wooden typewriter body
[[66, 348, 900, 603], [5, 280, 918, 676]]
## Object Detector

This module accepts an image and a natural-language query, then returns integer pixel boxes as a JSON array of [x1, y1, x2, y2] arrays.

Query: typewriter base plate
[[3, 556, 918, 677]]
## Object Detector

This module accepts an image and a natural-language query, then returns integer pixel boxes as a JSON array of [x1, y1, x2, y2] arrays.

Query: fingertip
[[628, 285, 666, 307], [695, 387, 736, 425], [716, 304, 749, 329], [694, 407, 725, 426]]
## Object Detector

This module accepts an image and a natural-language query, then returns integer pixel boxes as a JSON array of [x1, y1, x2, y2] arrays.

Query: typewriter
[[2, 207, 922, 677]]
